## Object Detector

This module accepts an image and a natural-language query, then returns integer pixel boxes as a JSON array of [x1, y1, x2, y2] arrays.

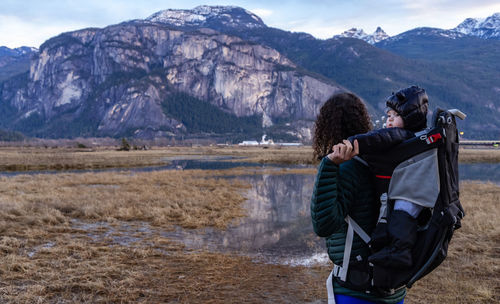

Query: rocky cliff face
[[1, 19, 342, 139]]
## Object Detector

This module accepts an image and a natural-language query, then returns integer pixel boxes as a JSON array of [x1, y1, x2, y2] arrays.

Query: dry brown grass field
[[0, 146, 497, 171], [0, 147, 170, 171], [0, 146, 498, 303], [0, 145, 316, 171], [0, 168, 325, 303], [404, 182, 499, 304]]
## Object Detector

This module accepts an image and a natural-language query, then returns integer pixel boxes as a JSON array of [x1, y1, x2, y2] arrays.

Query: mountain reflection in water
[[163, 173, 329, 266], [163, 161, 500, 266], [459, 163, 500, 184]]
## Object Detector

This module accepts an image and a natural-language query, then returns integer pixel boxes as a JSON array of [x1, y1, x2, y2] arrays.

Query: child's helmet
[[386, 86, 429, 132]]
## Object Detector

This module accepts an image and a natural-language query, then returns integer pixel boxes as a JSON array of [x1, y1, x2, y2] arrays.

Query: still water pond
[[160, 161, 500, 266], [163, 173, 327, 266], [3, 157, 499, 266]]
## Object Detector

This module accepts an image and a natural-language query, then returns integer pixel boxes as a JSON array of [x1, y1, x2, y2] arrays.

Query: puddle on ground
[[28, 242, 56, 258], [70, 220, 154, 247], [17, 157, 500, 265], [160, 173, 328, 266], [0, 155, 306, 176], [84, 184, 121, 189], [153, 162, 500, 265], [1, 154, 498, 184], [67, 173, 329, 267], [458, 163, 500, 184]]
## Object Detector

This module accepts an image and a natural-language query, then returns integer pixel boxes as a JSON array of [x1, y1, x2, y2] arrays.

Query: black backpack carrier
[[331, 108, 466, 295]]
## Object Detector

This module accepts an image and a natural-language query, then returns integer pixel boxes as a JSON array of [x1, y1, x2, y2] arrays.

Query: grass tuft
[[0, 146, 498, 302]]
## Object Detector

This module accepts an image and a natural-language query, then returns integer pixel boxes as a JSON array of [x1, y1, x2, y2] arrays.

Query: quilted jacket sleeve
[[310, 157, 357, 237]]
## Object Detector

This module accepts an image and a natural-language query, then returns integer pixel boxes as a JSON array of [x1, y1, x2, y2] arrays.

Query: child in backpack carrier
[[348, 85, 430, 268]]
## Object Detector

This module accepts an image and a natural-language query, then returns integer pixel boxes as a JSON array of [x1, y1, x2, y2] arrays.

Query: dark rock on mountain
[[163, 12, 498, 138], [0, 19, 342, 139]]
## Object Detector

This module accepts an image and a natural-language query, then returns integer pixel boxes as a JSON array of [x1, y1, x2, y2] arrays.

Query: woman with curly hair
[[312, 92, 372, 161], [310, 92, 406, 304]]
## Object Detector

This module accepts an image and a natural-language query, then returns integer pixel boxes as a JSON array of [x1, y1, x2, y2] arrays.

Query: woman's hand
[[327, 139, 359, 165]]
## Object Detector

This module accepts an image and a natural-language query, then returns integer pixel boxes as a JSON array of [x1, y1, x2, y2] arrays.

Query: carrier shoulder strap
[[330, 157, 372, 282], [334, 216, 371, 281]]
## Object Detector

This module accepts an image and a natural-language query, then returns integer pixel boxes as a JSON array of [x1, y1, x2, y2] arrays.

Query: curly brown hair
[[313, 92, 372, 160]]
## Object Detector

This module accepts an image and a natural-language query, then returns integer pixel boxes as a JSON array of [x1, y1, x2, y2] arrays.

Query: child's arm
[[348, 128, 415, 154]]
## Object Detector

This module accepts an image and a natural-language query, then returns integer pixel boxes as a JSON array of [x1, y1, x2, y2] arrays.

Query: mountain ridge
[[0, 6, 499, 139], [140, 7, 500, 138], [146, 6, 266, 30], [334, 12, 500, 43], [454, 12, 500, 39], [0, 19, 342, 140], [335, 27, 390, 44]]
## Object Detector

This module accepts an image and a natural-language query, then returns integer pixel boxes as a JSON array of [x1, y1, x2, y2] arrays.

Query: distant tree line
[[161, 92, 262, 134], [0, 128, 25, 141]]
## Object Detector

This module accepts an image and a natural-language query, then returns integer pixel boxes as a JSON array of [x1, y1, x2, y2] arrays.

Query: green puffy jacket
[[310, 157, 406, 303]]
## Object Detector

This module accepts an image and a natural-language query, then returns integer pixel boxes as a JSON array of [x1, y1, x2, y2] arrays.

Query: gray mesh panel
[[388, 148, 440, 208]]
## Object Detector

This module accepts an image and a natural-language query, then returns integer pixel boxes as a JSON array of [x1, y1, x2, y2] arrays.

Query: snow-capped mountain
[[336, 28, 368, 40], [146, 5, 266, 29], [0, 46, 38, 57], [369, 27, 390, 44], [335, 27, 389, 44], [453, 13, 500, 39], [336, 13, 500, 44], [379, 27, 468, 45]]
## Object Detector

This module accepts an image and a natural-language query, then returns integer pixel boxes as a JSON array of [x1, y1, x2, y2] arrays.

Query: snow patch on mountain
[[335, 13, 500, 44], [146, 5, 266, 29], [335, 27, 389, 44], [380, 27, 468, 44], [454, 13, 500, 39], [0, 46, 38, 57]]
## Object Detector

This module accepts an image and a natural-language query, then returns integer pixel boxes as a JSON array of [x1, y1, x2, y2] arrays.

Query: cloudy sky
[[1, 0, 499, 48]]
